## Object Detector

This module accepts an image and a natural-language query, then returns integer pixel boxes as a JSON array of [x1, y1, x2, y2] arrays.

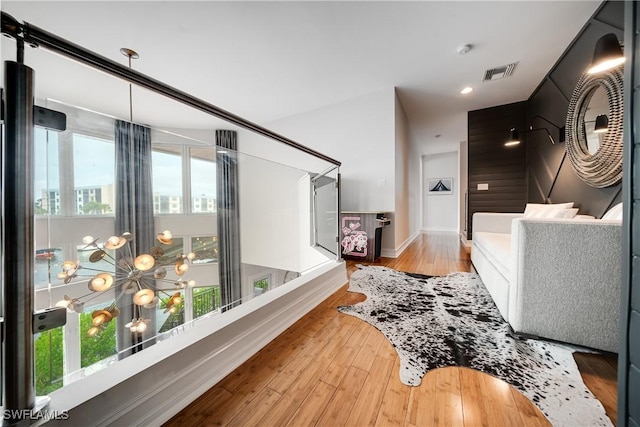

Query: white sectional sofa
[[471, 207, 622, 352]]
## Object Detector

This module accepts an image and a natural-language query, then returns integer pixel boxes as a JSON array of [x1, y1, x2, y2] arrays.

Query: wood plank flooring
[[165, 232, 617, 427]]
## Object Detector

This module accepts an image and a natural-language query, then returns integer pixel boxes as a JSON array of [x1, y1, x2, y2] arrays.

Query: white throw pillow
[[525, 207, 578, 219], [602, 202, 623, 221], [523, 202, 574, 218], [574, 214, 596, 220], [556, 208, 579, 219]]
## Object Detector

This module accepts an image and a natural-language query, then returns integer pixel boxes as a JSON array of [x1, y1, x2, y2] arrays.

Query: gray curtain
[[216, 130, 242, 311], [114, 120, 155, 356]]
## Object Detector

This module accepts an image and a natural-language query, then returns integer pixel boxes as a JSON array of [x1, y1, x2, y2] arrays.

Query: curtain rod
[[1, 11, 341, 167]]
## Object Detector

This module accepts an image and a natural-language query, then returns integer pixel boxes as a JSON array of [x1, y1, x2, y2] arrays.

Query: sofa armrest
[[509, 218, 621, 351], [472, 212, 523, 240]]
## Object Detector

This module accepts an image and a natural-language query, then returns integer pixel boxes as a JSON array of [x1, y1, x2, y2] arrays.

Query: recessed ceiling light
[[460, 86, 473, 94], [457, 44, 472, 55]]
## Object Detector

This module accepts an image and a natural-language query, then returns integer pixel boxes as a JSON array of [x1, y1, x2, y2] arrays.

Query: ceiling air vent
[[483, 62, 518, 82]]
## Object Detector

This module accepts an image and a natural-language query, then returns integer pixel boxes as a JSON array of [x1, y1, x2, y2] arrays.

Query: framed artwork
[[427, 177, 453, 195]]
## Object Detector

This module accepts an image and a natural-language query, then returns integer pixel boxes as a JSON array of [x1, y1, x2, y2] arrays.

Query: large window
[[33, 102, 220, 391], [190, 147, 216, 213], [152, 146, 183, 214], [73, 134, 115, 215]]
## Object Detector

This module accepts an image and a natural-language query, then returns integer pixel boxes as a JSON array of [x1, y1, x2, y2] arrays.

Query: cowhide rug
[[338, 265, 612, 427]]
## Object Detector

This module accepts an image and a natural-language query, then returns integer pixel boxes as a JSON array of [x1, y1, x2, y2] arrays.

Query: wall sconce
[[588, 33, 625, 74], [593, 114, 608, 133], [505, 115, 565, 147]]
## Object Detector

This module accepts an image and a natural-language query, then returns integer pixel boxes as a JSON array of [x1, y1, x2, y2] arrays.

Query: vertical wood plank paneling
[[467, 101, 527, 239]]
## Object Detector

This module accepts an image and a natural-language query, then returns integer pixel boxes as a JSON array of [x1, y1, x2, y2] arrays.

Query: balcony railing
[[1, 9, 342, 419]]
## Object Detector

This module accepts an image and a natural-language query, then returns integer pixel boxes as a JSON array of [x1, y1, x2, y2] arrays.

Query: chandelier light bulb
[[137, 321, 147, 333], [105, 236, 126, 249], [187, 252, 196, 261], [133, 288, 155, 306], [87, 326, 100, 337], [92, 313, 106, 326], [128, 319, 147, 333], [89, 273, 114, 292], [55, 299, 70, 309], [134, 254, 155, 271], [175, 260, 187, 276], [157, 230, 173, 245], [62, 260, 77, 271]]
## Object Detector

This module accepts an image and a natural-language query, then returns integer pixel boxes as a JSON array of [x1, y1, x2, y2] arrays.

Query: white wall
[[237, 155, 331, 273], [422, 151, 458, 232], [237, 154, 305, 272], [384, 90, 419, 257], [263, 88, 396, 253]]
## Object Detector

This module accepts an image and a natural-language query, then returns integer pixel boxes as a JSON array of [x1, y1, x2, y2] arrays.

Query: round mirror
[[582, 85, 609, 154], [565, 65, 623, 188]]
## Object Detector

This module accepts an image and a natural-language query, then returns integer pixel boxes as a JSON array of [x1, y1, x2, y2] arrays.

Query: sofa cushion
[[473, 231, 511, 280]]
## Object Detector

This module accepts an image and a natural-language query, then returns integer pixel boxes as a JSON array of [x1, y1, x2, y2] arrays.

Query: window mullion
[[62, 313, 81, 385], [184, 145, 191, 214]]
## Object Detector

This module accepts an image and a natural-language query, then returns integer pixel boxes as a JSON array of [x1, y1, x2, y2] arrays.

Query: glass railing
[[26, 65, 340, 394], [34, 100, 338, 394]]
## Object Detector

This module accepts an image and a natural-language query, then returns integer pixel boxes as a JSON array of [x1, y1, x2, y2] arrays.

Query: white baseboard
[[380, 230, 420, 258], [48, 261, 347, 427], [459, 231, 471, 248]]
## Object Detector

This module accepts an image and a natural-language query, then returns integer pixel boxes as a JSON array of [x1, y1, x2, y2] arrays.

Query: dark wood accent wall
[[467, 101, 527, 239], [527, 1, 624, 217]]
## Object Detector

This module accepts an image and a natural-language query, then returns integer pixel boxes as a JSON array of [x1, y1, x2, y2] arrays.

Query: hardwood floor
[[165, 232, 617, 427]]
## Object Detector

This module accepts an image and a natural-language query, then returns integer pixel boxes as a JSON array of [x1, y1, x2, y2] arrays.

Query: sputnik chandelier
[[56, 230, 196, 337]]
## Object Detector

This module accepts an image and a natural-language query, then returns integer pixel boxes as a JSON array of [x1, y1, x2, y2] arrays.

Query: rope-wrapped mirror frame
[[565, 66, 624, 188]]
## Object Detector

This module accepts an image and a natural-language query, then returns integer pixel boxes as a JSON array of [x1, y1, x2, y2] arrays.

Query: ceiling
[[1, 1, 602, 149]]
